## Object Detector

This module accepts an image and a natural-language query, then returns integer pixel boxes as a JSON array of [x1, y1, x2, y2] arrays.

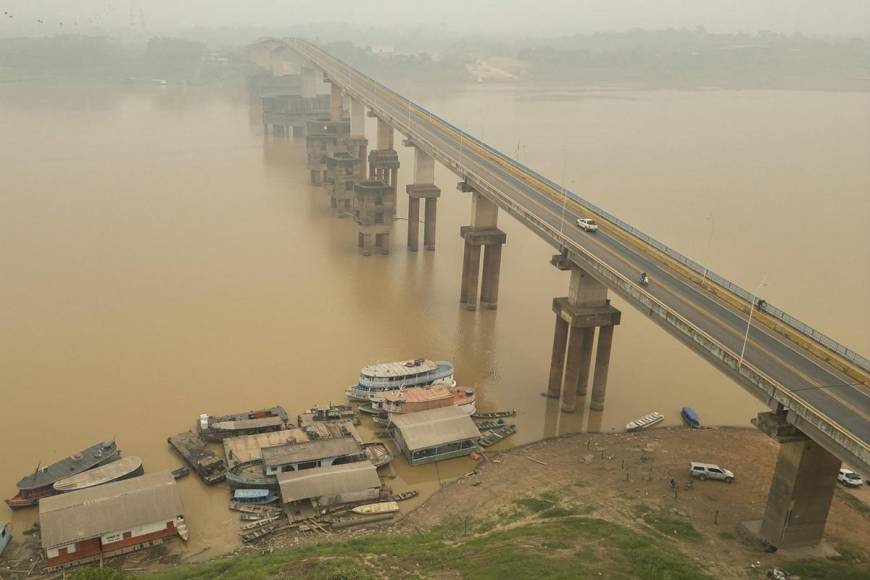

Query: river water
[[1, 79, 867, 559]]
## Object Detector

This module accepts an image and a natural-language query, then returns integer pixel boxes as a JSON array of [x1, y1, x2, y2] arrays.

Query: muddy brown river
[[1, 80, 867, 559]]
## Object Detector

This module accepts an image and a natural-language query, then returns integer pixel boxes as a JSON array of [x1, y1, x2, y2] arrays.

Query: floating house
[[390, 406, 481, 465], [261, 437, 364, 476], [277, 462, 381, 520], [39, 471, 185, 571]]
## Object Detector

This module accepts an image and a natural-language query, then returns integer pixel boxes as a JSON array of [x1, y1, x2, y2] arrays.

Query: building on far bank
[[390, 406, 481, 465], [39, 471, 185, 571], [277, 462, 381, 521]]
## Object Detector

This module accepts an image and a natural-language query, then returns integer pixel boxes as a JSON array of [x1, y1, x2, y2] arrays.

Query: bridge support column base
[[757, 436, 841, 549], [459, 240, 481, 310], [424, 198, 437, 251], [459, 226, 506, 311], [407, 197, 420, 252]]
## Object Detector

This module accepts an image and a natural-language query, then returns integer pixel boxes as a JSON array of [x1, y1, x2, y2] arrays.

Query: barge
[[198, 406, 291, 442], [168, 431, 226, 485], [53, 456, 144, 493], [6, 440, 120, 509], [345, 358, 454, 402]]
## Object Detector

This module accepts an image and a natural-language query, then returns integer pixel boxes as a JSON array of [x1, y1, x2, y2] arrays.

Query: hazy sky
[[2, 0, 869, 37]]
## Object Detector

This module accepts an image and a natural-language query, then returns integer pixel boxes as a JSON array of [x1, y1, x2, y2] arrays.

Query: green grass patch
[[631, 505, 703, 543], [786, 542, 870, 580], [837, 489, 870, 516], [138, 517, 708, 580], [513, 496, 555, 513]]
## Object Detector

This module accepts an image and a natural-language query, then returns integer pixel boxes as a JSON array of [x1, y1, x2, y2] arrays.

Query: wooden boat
[[233, 489, 279, 505], [240, 512, 276, 522], [479, 425, 517, 448], [240, 515, 280, 531], [226, 459, 279, 490], [626, 412, 664, 432], [391, 490, 418, 502], [53, 456, 144, 493], [171, 466, 191, 480], [6, 441, 120, 509], [229, 502, 282, 515], [474, 418, 508, 431], [0, 521, 10, 558], [362, 442, 392, 468], [345, 358, 455, 402], [371, 415, 390, 426], [472, 409, 517, 419], [680, 406, 701, 429], [198, 406, 291, 442], [241, 522, 281, 542], [351, 501, 399, 515], [175, 517, 190, 542], [168, 431, 226, 485], [382, 385, 476, 416], [358, 403, 382, 415]]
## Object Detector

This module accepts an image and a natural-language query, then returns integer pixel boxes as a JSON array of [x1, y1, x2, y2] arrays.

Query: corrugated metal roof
[[390, 406, 481, 450], [262, 438, 361, 467], [277, 462, 380, 503], [360, 359, 437, 378], [39, 471, 183, 549], [384, 385, 452, 403]]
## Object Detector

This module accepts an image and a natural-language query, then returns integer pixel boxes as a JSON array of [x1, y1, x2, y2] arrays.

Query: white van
[[689, 462, 734, 483]]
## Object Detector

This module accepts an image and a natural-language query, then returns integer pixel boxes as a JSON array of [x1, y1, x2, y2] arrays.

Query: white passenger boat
[[626, 412, 664, 432], [345, 358, 455, 402], [351, 501, 400, 515]]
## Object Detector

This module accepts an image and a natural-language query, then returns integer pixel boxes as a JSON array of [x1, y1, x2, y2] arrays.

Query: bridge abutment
[[353, 179, 393, 255], [368, 117, 399, 216], [404, 141, 440, 252], [458, 187, 506, 310], [546, 255, 621, 412]]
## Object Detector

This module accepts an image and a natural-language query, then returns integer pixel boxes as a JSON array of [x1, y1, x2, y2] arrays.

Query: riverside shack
[[389, 406, 481, 465], [39, 471, 185, 571], [277, 462, 381, 520], [261, 437, 364, 475]]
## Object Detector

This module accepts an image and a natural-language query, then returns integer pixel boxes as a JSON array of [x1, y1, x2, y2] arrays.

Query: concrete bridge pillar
[[367, 116, 399, 215], [350, 99, 365, 138], [301, 66, 317, 99], [329, 81, 343, 122], [545, 255, 621, 412], [353, 179, 393, 256], [458, 185, 506, 310], [404, 141, 440, 252], [747, 412, 842, 549]]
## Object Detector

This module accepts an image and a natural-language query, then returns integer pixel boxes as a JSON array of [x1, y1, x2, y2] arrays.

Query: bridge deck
[[283, 39, 869, 472]]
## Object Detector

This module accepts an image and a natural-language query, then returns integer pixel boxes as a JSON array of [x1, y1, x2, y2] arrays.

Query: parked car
[[576, 218, 599, 232], [689, 462, 734, 482], [838, 468, 864, 487]]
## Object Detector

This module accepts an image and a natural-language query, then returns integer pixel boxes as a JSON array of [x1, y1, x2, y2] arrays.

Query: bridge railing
[[288, 38, 868, 375]]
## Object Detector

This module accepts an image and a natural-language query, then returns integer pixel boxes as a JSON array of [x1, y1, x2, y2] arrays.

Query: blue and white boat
[[233, 489, 279, 504], [0, 521, 10, 558], [345, 358, 455, 402], [680, 406, 701, 429]]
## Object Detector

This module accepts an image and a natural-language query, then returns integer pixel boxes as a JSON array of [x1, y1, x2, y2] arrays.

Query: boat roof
[[277, 462, 380, 503], [53, 456, 143, 492], [390, 406, 481, 450], [211, 416, 285, 431], [234, 489, 272, 498], [39, 471, 183, 549], [209, 406, 289, 422], [384, 385, 452, 403], [262, 437, 361, 467], [681, 407, 700, 420], [360, 359, 443, 378], [17, 441, 118, 490], [223, 429, 310, 468]]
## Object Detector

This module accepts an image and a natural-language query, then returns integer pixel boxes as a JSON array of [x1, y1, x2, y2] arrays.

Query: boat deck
[[223, 429, 310, 469]]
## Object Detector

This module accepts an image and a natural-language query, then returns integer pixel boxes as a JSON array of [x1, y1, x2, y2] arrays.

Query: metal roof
[[211, 416, 285, 431], [39, 471, 183, 549], [277, 462, 380, 503], [360, 359, 438, 378], [390, 406, 481, 450], [384, 385, 452, 403], [262, 438, 360, 467]]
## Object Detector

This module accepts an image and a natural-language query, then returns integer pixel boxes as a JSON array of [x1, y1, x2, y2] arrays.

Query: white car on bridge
[[576, 218, 599, 232]]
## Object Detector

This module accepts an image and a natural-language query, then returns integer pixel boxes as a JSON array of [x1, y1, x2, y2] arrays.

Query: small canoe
[[233, 489, 279, 504], [358, 404, 383, 416], [474, 418, 508, 431], [53, 456, 144, 493], [472, 410, 517, 419], [392, 490, 418, 502], [171, 466, 191, 480], [363, 442, 392, 468], [626, 412, 664, 432], [241, 515, 280, 531], [229, 502, 282, 514], [241, 522, 280, 542], [351, 501, 399, 515], [371, 415, 390, 426], [175, 517, 189, 542], [680, 407, 701, 429]]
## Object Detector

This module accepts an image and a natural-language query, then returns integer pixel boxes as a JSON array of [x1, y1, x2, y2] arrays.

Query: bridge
[[250, 38, 869, 549]]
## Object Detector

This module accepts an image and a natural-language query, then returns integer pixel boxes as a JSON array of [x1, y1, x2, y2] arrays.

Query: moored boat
[[6, 441, 120, 509], [241, 515, 280, 531], [0, 521, 10, 558], [382, 385, 476, 416], [680, 406, 701, 429], [171, 466, 191, 480], [229, 502, 282, 515], [362, 442, 392, 468], [626, 412, 664, 432], [345, 359, 455, 402], [479, 425, 517, 448], [351, 501, 399, 515], [241, 521, 281, 542], [474, 418, 508, 431], [226, 459, 279, 491], [175, 517, 190, 542], [392, 490, 419, 502], [302, 403, 357, 423], [472, 409, 517, 419], [198, 406, 291, 442], [53, 456, 144, 493], [233, 489, 279, 504], [168, 431, 226, 485]]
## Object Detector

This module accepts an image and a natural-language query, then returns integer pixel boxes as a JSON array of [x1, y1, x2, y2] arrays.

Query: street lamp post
[[739, 276, 768, 367]]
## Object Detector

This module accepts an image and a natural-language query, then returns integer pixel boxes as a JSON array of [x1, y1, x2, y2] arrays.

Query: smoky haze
[[1, 0, 869, 38]]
